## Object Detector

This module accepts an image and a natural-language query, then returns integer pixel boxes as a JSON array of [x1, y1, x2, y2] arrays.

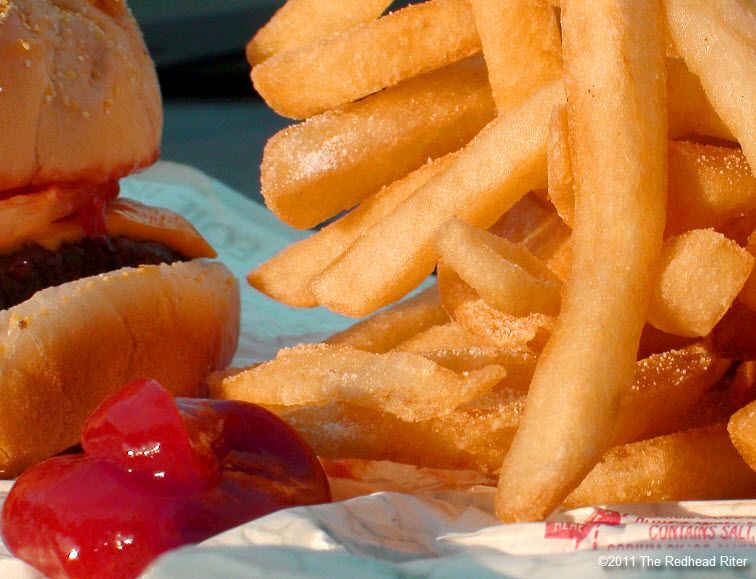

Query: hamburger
[[0, 0, 240, 476]]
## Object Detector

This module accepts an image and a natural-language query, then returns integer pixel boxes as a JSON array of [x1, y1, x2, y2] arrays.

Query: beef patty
[[0, 237, 186, 311]]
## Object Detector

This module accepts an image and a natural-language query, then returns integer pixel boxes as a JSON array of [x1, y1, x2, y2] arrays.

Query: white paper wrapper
[[1, 163, 755, 578]]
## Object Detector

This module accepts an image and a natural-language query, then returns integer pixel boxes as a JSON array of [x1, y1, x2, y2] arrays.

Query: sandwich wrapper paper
[[1, 162, 755, 578]]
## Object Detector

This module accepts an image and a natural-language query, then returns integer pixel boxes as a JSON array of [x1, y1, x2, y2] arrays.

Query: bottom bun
[[0, 260, 240, 477]]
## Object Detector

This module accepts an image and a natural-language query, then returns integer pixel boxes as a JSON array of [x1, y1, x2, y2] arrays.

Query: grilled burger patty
[[0, 237, 186, 311]]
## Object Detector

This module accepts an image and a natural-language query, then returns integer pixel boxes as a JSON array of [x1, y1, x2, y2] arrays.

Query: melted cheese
[[15, 199, 215, 259]]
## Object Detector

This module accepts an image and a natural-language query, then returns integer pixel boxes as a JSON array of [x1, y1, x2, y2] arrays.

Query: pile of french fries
[[214, 0, 756, 522]]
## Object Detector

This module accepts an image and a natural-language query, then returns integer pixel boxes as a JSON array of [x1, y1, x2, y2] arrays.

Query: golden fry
[[611, 344, 730, 445], [325, 286, 447, 353], [210, 343, 505, 422], [565, 425, 756, 509], [469, 0, 562, 113], [729, 399, 756, 473], [438, 263, 555, 353], [664, 0, 756, 168], [497, 0, 668, 522], [252, 154, 457, 306], [436, 218, 562, 316], [313, 81, 565, 316], [260, 58, 493, 229], [246, 0, 391, 66], [252, 0, 481, 118], [647, 229, 754, 337]]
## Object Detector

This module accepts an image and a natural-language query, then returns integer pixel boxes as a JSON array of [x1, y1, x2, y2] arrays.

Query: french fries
[[549, 133, 756, 234], [218, 343, 724, 479], [664, 0, 756, 168], [438, 263, 555, 353], [246, 0, 392, 66], [259, 58, 494, 229], [469, 0, 562, 114], [272, 389, 524, 475], [325, 286, 447, 353], [243, 0, 756, 524], [729, 399, 756, 473], [252, 0, 481, 119], [436, 219, 562, 316], [253, 154, 457, 305], [547, 104, 574, 227], [210, 343, 506, 422], [313, 81, 565, 317], [565, 425, 756, 509], [648, 229, 754, 337], [611, 344, 730, 445], [496, 0, 668, 522]]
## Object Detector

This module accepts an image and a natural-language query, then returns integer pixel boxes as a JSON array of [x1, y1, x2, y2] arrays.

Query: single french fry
[[210, 343, 505, 422], [648, 229, 754, 337], [313, 81, 566, 317], [666, 57, 735, 141], [325, 286, 447, 353], [497, 0, 668, 522], [469, 0, 562, 114], [438, 263, 555, 353], [246, 0, 392, 66], [666, 143, 756, 236], [260, 58, 494, 229], [729, 399, 756, 473], [252, 0, 481, 119], [739, 230, 756, 312], [436, 218, 563, 316], [394, 320, 492, 353], [565, 425, 756, 509], [664, 0, 756, 168], [611, 344, 731, 445], [251, 154, 457, 306], [547, 103, 575, 227]]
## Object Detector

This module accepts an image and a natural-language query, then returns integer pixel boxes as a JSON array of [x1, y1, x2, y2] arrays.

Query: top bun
[[0, 0, 161, 191]]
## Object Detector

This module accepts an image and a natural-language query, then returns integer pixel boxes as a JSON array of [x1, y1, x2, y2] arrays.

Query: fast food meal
[[235, 0, 756, 525], [0, 0, 240, 477], [2, 379, 330, 579]]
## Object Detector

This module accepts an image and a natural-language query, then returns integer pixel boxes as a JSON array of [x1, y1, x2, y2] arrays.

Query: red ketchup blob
[[1, 379, 331, 579]]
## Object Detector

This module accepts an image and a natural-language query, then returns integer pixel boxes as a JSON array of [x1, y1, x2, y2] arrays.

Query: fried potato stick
[[325, 286, 447, 353], [259, 58, 493, 229], [313, 80, 565, 317], [647, 229, 754, 337], [252, 153, 457, 306], [565, 425, 756, 508], [729, 399, 756, 473], [211, 343, 505, 422], [438, 263, 555, 353], [246, 0, 392, 66], [496, 0, 668, 522], [664, 0, 756, 168], [469, 0, 562, 113], [252, 0, 481, 119]]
